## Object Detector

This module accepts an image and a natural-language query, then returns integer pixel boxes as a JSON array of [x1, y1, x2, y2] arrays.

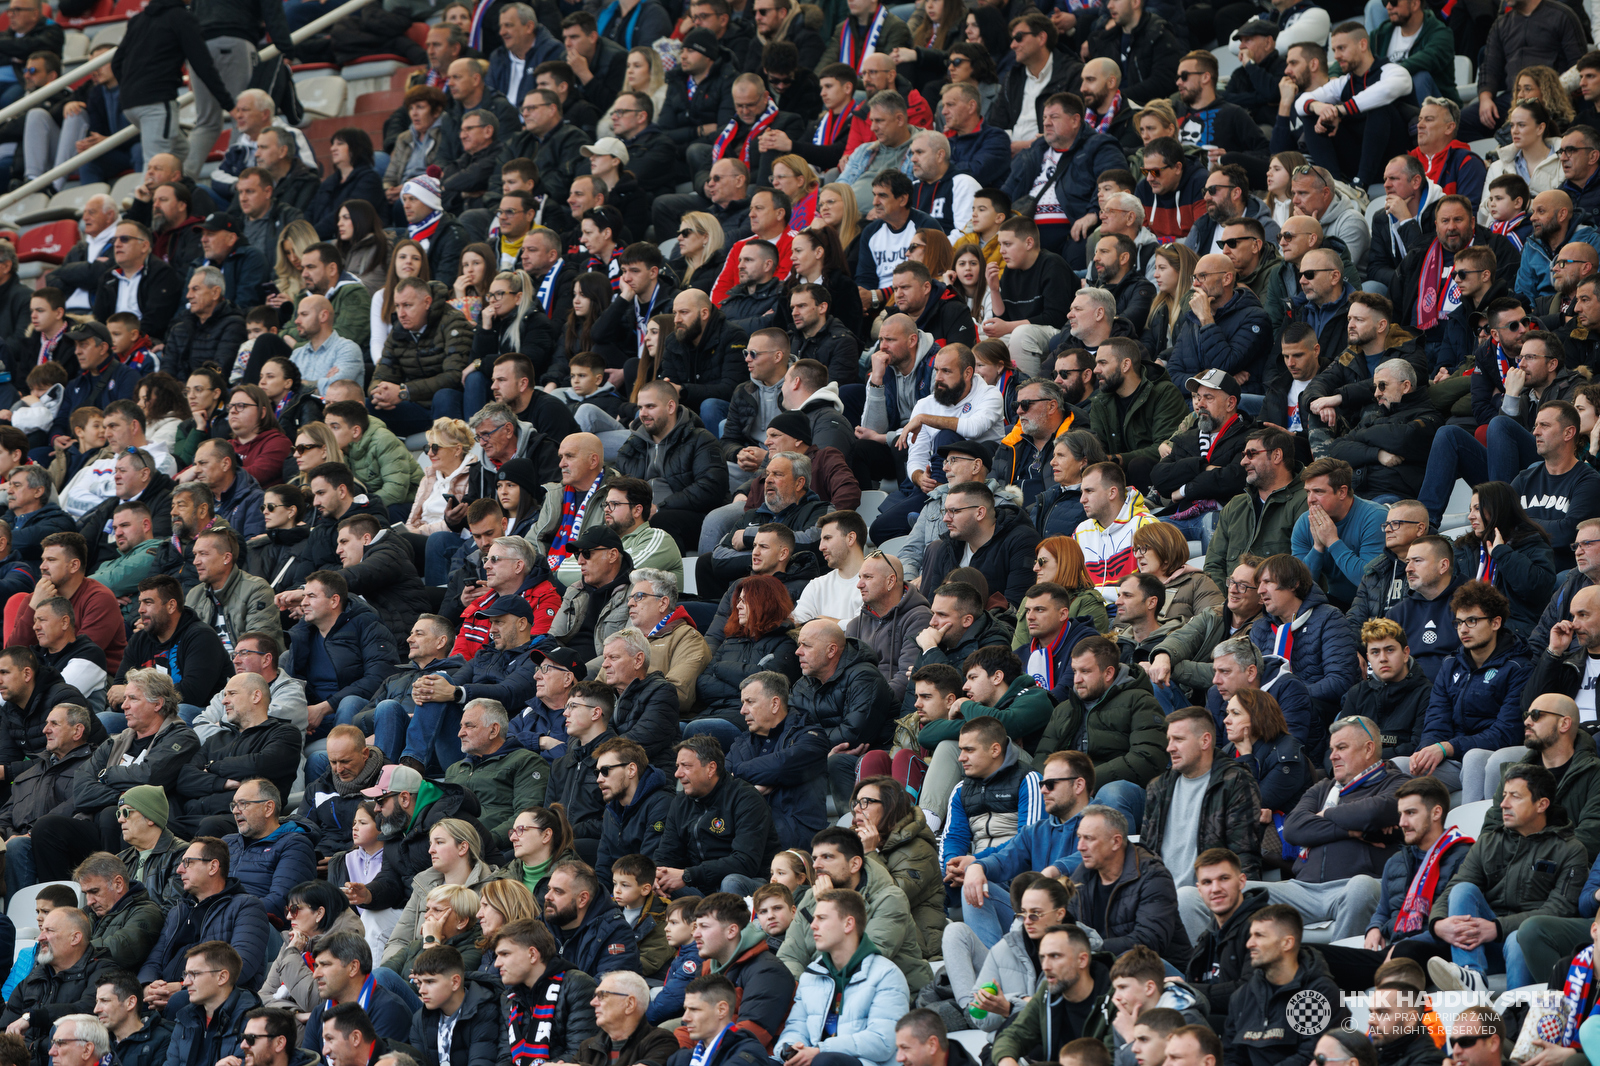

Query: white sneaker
[[1428, 958, 1489, 993], [922, 808, 941, 834]]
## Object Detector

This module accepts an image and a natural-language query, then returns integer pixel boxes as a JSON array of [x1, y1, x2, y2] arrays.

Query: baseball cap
[[65, 321, 111, 344], [199, 212, 241, 234], [573, 527, 624, 553], [478, 594, 536, 621], [1185, 369, 1243, 398], [937, 439, 997, 465], [580, 137, 630, 164], [531, 646, 587, 680], [361, 763, 424, 798]]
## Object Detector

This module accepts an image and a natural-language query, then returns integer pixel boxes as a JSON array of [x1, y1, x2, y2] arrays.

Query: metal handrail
[[0, 48, 114, 128], [0, 0, 382, 213]]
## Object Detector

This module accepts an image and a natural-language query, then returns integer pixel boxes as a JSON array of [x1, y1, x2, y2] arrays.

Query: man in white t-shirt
[[791, 509, 869, 626], [1540, 585, 1600, 723], [1276, 321, 1322, 437]]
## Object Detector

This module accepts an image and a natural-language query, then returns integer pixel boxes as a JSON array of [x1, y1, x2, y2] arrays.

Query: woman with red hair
[[685, 575, 802, 750]]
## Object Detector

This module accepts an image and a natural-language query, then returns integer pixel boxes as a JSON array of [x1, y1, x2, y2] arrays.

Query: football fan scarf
[[813, 105, 850, 146], [1561, 946, 1600, 1047], [649, 604, 692, 638], [713, 97, 779, 166], [1087, 92, 1121, 135], [596, 0, 648, 46], [507, 969, 566, 1065], [547, 475, 602, 571], [36, 321, 65, 364], [1394, 827, 1471, 933], [535, 260, 564, 316], [1028, 624, 1072, 692], [1493, 212, 1528, 251], [1204, 414, 1239, 461], [1476, 543, 1496, 584], [838, 5, 886, 70], [409, 209, 443, 250], [690, 1026, 732, 1066], [1414, 238, 1458, 332]]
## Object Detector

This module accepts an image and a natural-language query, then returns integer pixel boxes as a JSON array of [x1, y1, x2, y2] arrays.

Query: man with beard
[[1165, 251, 1274, 397], [1304, 290, 1428, 435], [1087, 337, 1187, 484], [996, 379, 1072, 506], [148, 184, 205, 271], [1396, 196, 1518, 370], [1172, 53, 1269, 180], [108, 574, 231, 715], [1151, 369, 1254, 513], [1090, 234, 1155, 330], [890, 260, 976, 351], [1079, 58, 1140, 154], [1222, 22, 1287, 127], [1542, 242, 1599, 324], [1217, 217, 1291, 341], [550, 528, 632, 667], [545, 858, 639, 976], [612, 380, 728, 553], [991, 924, 1112, 1066], [297, 724, 384, 861], [909, 127, 981, 239], [1051, 348, 1095, 416], [1527, 587, 1600, 734], [1519, 191, 1600, 309], [1204, 428, 1308, 589]]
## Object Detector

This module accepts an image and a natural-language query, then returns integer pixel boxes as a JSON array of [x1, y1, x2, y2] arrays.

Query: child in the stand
[[646, 894, 704, 1027], [752, 882, 797, 952]]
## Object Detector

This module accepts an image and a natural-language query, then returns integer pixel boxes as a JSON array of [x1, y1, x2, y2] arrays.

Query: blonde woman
[[407, 418, 478, 534], [1498, 65, 1573, 144], [813, 182, 861, 266], [358, 817, 501, 971], [288, 421, 345, 489], [370, 238, 432, 364], [668, 210, 725, 291], [770, 154, 820, 229], [597, 46, 666, 137], [1141, 244, 1197, 362], [270, 219, 320, 311], [1480, 99, 1563, 223], [461, 270, 546, 413]]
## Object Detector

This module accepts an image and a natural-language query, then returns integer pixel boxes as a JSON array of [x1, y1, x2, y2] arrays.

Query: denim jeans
[[1418, 425, 1488, 525], [370, 391, 465, 438], [4, 836, 35, 903], [1093, 781, 1146, 831], [373, 966, 420, 1011], [425, 529, 466, 587], [1486, 415, 1540, 484], [463, 367, 492, 420], [961, 882, 1015, 950], [98, 712, 126, 734], [1446, 881, 1530, 985], [702, 398, 730, 439], [178, 704, 206, 725], [574, 404, 632, 460]]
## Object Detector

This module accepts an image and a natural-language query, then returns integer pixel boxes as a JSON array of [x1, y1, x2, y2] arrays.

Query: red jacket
[[842, 89, 932, 158], [450, 578, 562, 660], [233, 427, 292, 488]]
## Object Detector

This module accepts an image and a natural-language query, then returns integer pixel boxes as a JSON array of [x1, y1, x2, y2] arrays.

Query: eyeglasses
[[1226, 579, 1256, 592], [227, 402, 261, 413], [1518, 352, 1556, 364], [1576, 537, 1600, 551], [1038, 775, 1079, 791], [50, 1041, 92, 1050], [488, 289, 514, 299], [1381, 519, 1425, 532], [292, 443, 322, 455], [1525, 708, 1568, 721], [475, 423, 511, 444], [1016, 398, 1055, 411], [1455, 614, 1492, 629], [1452, 1037, 1488, 1050], [947, 56, 969, 66], [1555, 258, 1592, 268], [1218, 236, 1257, 249], [851, 796, 883, 809], [232, 648, 264, 659], [508, 824, 541, 837], [1559, 145, 1599, 157], [629, 591, 664, 602], [1298, 268, 1337, 280], [677, 229, 699, 239], [1140, 165, 1172, 176], [115, 805, 136, 819], [182, 969, 224, 980], [112, 234, 146, 243], [941, 504, 979, 518], [1010, 31, 1032, 41], [177, 857, 213, 867], [229, 798, 272, 813]]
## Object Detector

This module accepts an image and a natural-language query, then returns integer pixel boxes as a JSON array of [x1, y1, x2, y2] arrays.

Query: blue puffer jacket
[[509, 696, 568, 760], [596, 764, 672, 888], [1420, 628, 1531, 757], [213, 468, 265, 540], [726, 708, 831, 852], [549, 899, 641, 979], [1248, 586, 1361, 719], [162, 985, 260, 1066], [11, 504, 76, 561], [1367, 835, 1474, 941], [1223, 732, 1313, 815], [285, 599, 398, 708], [225, 821, 317, 919], [1000, 123, 1125, 229], [946, 122, 1011, 187], [777, 946, 910, 1066], [1166, 285, 1274, 394], [138, 879, 276, 987], [444, 636, 544, 708]]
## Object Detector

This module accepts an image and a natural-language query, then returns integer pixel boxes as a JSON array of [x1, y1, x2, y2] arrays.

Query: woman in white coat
[[1479, 100, 1563, 225]]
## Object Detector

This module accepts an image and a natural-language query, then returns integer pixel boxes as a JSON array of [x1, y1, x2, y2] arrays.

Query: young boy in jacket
[[646, 897, 703, 1027], [613, 854, 674, 978]]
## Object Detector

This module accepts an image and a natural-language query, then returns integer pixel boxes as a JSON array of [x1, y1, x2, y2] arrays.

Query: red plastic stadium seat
[[16, 220, 79, 265], [355, 89, 405, 114], [347, 53, 410, 65], [390, 66, 422, 91], [208, 129, 230, 163], [56, 0, 113, 28], [290, 63, 338, 74]]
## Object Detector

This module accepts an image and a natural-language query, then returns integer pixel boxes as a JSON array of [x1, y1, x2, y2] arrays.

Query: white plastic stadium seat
[[1469, 138, 1499, 162], [62, 31, 87, 62], [47, 182, 108, 215], [951, 1032, 993, 1057], [88, 21, 124, 47], [298, 76, 348, 120], [1455, 55, 1474, 85], [110, 171, 143, 206], [0, 193, 46, 228], [1447, 800, 1494, 837], [6, 881, 82, 939], [856, 489, 887, 530]]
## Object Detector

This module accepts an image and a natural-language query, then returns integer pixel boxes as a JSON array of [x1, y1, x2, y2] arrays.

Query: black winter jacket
[[91, 256, 184, 341], [1085, 13, 1185, 110], [0, 945, 112, 1054], [0, 744, 91, 837], [1066, 843, 1192, 965], [285, 598, 399, 709], [110, 0, 234, 111], [1184, 886, 1272, 1027], [339, 530, 433, 643], [986, 48, 1082, 136], [790, 637, 897, 750], [171, 716, 303, 819], [614, 416, 730, 515], [1149, 410, 1254, 504], [656, 307, 749, 411], [112, 1013, 172, 1066], [549, 729, 616, 842], [373, 281, 474, 405], [1339, 667, 1432, 759], [918, 501, 1042, 608], [1223, 947, 1347, 1066], [612, 671, 680, 774], [499, 960, 598, 1063], [74, 716, 200, 817], [697, 629, 801, 722], [164, 985, 261, 1066], [1285, 759, 1408, 884], [410, 974, 501, 1066], [160, 300, 249, 381], [655, 772, 776, 891], [1325, 392, 1444, 501], [137, 879, 276, 987], [596, 764, 672, 886], [0, 663, 100, 785], [659, 47, 738, 145]]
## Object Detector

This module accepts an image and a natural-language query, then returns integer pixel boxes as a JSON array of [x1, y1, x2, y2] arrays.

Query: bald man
[[1167, 252, 1273, 394], [292, 294, 364, 397], [845, 548, 931, 703], [535, 432, 609, 584], [1520, 190, 1600, 308], [791, 615, 899, 808], [1078, 58, 1138, 150], [1547, 242, 1600, 322], [656, 288, 753, 440], [1285, 247, 1355, 362], [127, 152, 217, 226]]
